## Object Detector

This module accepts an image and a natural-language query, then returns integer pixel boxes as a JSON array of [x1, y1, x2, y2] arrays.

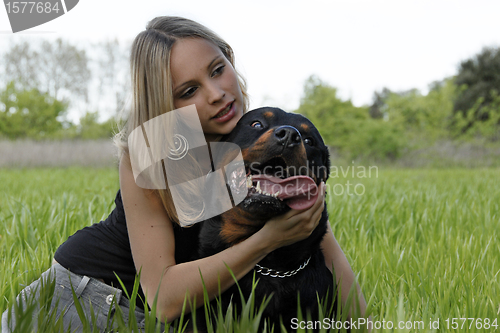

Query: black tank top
[[54, 190, 200, 309]]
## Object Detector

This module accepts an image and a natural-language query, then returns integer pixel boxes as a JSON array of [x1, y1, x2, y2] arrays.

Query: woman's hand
[[259, 182, 326, 251]]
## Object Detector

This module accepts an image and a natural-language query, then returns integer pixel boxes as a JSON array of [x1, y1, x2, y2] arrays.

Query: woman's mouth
[[212, 102, 236, 122]]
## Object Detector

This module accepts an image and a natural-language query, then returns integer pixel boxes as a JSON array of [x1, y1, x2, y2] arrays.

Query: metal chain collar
[[254, 256, 311, 278]]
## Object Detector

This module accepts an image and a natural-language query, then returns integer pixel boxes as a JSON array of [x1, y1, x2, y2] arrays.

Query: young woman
[[2, 16, 367, 332]]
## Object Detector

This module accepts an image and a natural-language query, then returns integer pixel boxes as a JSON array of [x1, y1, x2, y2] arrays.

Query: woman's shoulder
[[119, 153, 172, 226], [119, 153, 164, 203]]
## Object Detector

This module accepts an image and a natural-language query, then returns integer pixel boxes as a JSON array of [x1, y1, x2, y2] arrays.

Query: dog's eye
[[304, 138, 315, 146], [251, 121, 263, 128]]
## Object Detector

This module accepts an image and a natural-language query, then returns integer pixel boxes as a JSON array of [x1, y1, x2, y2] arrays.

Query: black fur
[[196, 107, 338, 331]]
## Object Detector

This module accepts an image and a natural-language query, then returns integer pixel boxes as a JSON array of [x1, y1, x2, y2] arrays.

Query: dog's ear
[[323, 146, 331, 182]]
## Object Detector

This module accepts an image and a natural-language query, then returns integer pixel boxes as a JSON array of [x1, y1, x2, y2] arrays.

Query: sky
[[1, 0, 500, 121]]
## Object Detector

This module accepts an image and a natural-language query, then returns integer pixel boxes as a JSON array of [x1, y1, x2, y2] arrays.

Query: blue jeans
[[2, 263, 165, 332]]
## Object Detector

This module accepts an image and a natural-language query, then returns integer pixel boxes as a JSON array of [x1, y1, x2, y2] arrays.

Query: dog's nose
[[274, 126, 302, 147]]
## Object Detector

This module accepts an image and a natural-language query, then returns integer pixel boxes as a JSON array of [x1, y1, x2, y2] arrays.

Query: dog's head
[[215, 107, 330, 244]]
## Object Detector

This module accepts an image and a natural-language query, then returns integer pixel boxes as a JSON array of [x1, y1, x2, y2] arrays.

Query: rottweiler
[[196, 107, 339, 331]]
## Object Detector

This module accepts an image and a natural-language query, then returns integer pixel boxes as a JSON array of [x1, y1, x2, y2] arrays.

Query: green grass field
[[1, 167, 499, 332]]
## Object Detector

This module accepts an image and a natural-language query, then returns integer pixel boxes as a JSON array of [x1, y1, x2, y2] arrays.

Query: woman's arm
[[321, 223, 368, 318], [120, 154, 326, 323]]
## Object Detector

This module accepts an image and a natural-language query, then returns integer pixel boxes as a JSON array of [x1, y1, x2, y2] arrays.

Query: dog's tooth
[[256, 181, 261, 192], [275, 191, 280, 197]]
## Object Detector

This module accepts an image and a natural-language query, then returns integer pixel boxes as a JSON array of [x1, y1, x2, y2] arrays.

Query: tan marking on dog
[[263, 111, 274, 119], [241, 129, 274, 162], [220, 207, 264, 245], [300, 123, 309, 132]]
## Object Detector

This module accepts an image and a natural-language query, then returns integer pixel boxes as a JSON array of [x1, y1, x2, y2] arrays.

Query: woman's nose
[[207, 82, 225, 104]]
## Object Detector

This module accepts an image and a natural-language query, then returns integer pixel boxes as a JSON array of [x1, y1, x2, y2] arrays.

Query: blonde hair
[[114, 16, 249, 225]]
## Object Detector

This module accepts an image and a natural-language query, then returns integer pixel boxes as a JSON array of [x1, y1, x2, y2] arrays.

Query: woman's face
[[171, 38, 244, 141]]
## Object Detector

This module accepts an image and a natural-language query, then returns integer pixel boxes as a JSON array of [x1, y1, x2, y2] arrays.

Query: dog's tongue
[[251, 174, 319, 210]]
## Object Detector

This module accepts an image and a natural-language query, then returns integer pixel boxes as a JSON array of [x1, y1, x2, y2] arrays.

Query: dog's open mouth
[[246, 173, 318, 210], [227, 157, 319, 210]]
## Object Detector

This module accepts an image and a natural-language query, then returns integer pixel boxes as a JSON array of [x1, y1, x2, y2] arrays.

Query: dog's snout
[[274, 126, 302, 148]]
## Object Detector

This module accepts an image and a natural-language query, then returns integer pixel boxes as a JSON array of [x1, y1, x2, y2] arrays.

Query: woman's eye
[[304, 138, 314, 146], [251, 121, 263, 128], [211, 65, 225, 77], [180, 87, 197, 98]]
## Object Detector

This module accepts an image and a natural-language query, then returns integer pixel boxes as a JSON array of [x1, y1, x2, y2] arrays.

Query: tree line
[[296, 47, 500, 160], [0, 38, 129, 140], [1, 39, 499, 161]]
